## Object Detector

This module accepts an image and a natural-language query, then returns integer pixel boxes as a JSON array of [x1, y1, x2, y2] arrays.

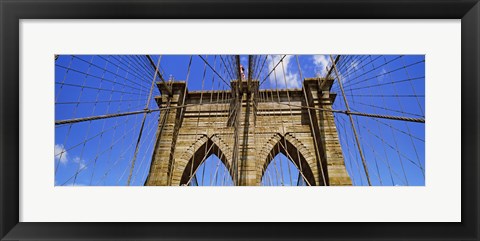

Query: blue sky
[[55, 55, 425, 186]]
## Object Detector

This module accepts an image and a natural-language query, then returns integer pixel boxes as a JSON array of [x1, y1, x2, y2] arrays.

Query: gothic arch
[[258, 133, 320, 186], [171, 134, 234, 186]]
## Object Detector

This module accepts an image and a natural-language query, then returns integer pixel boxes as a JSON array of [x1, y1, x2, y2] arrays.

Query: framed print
[[1, 0, 479, 240]]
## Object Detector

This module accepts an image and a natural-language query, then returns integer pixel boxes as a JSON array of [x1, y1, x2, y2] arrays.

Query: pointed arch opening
[[188, 154, 234, 186], [179, 138, 234, 186], [260, 134, 319, 186], [261, 153, 308, 186]]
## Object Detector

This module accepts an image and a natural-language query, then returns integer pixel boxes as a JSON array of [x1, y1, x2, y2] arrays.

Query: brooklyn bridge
[[54, 55, 425, 186]]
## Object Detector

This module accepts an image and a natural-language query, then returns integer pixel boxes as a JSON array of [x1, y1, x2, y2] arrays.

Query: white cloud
[[312, 55, 350, 84], [266, 55, 300, 88], [350, 59, 360, 70], [73, 156, 87, 170], [54, 144, 68, 164], [378, 68, 387, 81], [55, 143, 88, 170], [312, 55, 329, 77]]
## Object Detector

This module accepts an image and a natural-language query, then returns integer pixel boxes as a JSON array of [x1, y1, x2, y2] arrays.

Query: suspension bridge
[[54, 54, 425, 186]]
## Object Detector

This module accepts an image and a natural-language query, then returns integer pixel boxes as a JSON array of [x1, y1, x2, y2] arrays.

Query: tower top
[[230, 79, 259, 93]]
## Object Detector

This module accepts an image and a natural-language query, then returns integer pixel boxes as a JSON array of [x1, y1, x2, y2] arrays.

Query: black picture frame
[[1, 0, 478, 240]]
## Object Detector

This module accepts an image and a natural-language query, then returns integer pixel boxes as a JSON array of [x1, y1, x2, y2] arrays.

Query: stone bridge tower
[[145, 78, 352, 186]]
